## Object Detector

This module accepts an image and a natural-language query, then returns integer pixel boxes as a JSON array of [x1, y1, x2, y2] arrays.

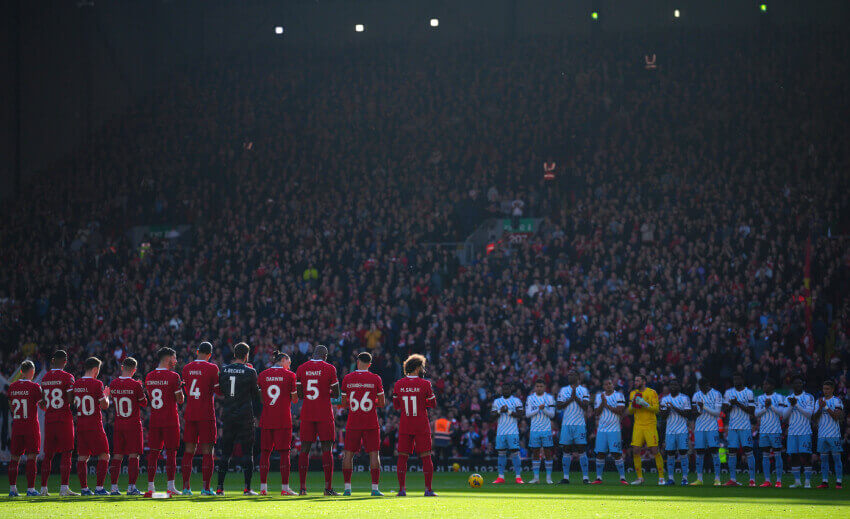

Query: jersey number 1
[[402, 395, 417, 416]]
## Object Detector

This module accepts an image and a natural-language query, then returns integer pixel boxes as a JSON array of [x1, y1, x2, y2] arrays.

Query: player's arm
[[289, 375, 299, 405], [212, 367, 222, 396], [544, 397, 556, 418], [626, 391, 636, 415], [376, 380, 386, 407], [826, 403, 844, 422], [812, 401, 824, 421], [721, 393, 732, 415], [741, 393, 755, 416], [99, 386, 110, 409], [754, 397, 768, 418], [296, 373, 304, 400], [175, 378, 185, 404], [612, 397, 627, 417], [647, 391, 660, 414], [555, 392, 567, 410], [577, 392, 590, 412], [525, 397, 538, 418], [491, 401, 502, 419], [138, 385, 148, 408], [592, 396, 605, 417], [330, 381, 340, 399], [509, 402, 523, 418], [425, 383, 436, 409]]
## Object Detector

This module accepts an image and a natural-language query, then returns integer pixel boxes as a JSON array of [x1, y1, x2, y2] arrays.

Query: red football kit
[[8, 379, 42, 456], [296, 359, 338, 442], [181, 360, 220, 444], [72, 377, 110, 456], [145, 368, 182, 450], [392, 375, 436, 454], [258, 366, 298, 451], [40, 369, 76, 453], [341, 370, 384, 452], [109, 377, 147, 454]]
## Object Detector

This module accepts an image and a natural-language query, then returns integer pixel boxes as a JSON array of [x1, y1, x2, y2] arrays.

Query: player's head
[[763, 377, 775, 394], [158, 347, 177, 369], [732, 372, 744, 389], [20, 360, 35, 379], [501, 382, 513, 397], [233, 342, 250, 362], [356, 351, 372, 370], [52, 349, 68, 369], [121, 357, 138, 377], [197, 341, 213, 360], [669, 379, 680, 394], [634, 375, 646, 390], [792, 373, 805, 393], [603, 378, 614, 393], [274, 351, 290, 369], [698, 377, 711, 392], [313, 344, 329, 361], [822, 379, 835, 398], [84, 357, 102, 377], [403, 353, 427, 376], [567, 369, 579, 385], [534, 378, 545, 395]]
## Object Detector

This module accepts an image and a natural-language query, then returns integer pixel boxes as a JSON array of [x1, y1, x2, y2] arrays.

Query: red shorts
[[76, 428, 109, 456], [300, 420, 335, 443], [344, 428, 381, 453], [261, 427, 293, 452], [148, 425, 180, 451], [113, 425, 144, 455], [397, 432, 432, 454], [44, 420, 75, 453], [184, 420, 217, 445], [11, 431, 41, 456]]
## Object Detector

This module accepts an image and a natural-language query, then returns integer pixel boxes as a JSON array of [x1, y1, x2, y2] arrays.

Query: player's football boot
[[590, 479, 603, 485], [630, 477, 644, 485], [342, 489, 351, 496], [559, 478, 570, 484], [804, 482, 812, 489], [528, 478, 540, 484], [723, 480, 740, 487], [396, 489, 407, 497], [182, 489, 193, 496], [281, 489, 297, 496], [8, 490, 19, 497], [689, 479, 703, 486], [546, 478, 554, 484], [582, 478, 590, 484], [515, 477, 524, 484], [259, 490, 268, 496], [166, 489, 180, 497], [836, 482, 843, 489], [298, 488, 308, 496], [788, 482, 802, 488], [26, 490, 41, 497], [94, 488, 110, 496], [759, 481, 773, 488], [110, 490, 122, 496], [371, 490, 384, 496], [713, 478, 722, 486], [39, 488, 50, 496], [323, 488, 340, 496], [680, 479, 689, 486], [216, 487, 225, 496], [666, 479, 675, 486], [492, 477, 506, 484], [244, 489, 258, 496], [748, 480, 756, 487], [816, 483, 830, 489], [424, 490, 438, 497], [658, 478, 666, 486], [127, 488, 142, 496], [80, 489, 94, 496], [60, 488, 80, 496], [774, 481, 782, 488], [620, 479, 629, 486], [143, 491, 153, 498]]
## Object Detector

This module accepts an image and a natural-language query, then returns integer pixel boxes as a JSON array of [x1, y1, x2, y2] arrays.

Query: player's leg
[[831, 442, 843, 486], [77, 454, 90, 492], [341, 450, 353, 492], [279, 449, 293, 493], [743, 446, 756, 485], [593, 432, 608, 483], [818, 440, 831, 485], [396, 433, 411, 493], [630, 428, 644, 481], [181, 436, 197, 492], [613, 453, 626, 483], [508, 435, 523, 481], [694, 448, 706, 483], [543, 446, 554, 483], [576, 426, 590, 482], [678, 448, 689, 484], [298, 440, 313, 494], [665, 436, 676, 483], [147, 427, 163, 493], [216, 427, 235, 493], [199, 442, 214, 492], [319, 440, 334, 492], [95, 452, 110, 492], [8, 452, 20, 495], [495, 432, 508, 482], [110, 453, 124, 493], [241, 426, 257, 493], [165, 427, 180, 493], [128, 454, 140, 492], [560, 445, 572, 483], [259, 429, 273, 493], [40, 448, 54, 494], [531, 445, 542, 482], [419, 433, 435, 495], [23, 453, 36, 494], [368, 449, 381, 492]]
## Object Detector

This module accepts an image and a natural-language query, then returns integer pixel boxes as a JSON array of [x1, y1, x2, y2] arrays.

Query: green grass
[[1, 472, 848, 518]]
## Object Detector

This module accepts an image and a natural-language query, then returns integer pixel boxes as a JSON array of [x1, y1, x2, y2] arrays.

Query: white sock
[[344, 483, 352, 491], [9, 485, 17, 492], [81, 487, 89, 492], [40, 486, 48, 493], [372, 483, 379, 491], [282, 484, 289, 492], [95, 486, 103, 491], [27, 487, 35, 493], [167, 480, 177, 491], [60, 485, 69, 492], [148, 482, 155, 491], [112, 484, 119, 492], [260, 483, 267, 492]]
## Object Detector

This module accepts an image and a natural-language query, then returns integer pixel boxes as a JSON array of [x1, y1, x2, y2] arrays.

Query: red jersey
[[295, 359, 338, 423], [72, 377, 107, 431], [40, 368, 75, 424], [145, 368, 182, 427], [392, 376, 436, 434], [341, 370, 384, 430], [182, 360, 220, 421], [8, 379, 41, 435], [109, 377, 147, 430], [258, 366, 297, 429]]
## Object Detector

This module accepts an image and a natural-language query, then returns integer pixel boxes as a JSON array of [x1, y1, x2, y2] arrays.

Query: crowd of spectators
[[1, 28, 849, 465]]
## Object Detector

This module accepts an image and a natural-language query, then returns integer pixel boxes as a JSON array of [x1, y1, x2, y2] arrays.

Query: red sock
[[371, 467, 380, 486], [260, 450, 271, 485], [147, 451, 159, 483], [128, 457, 140, 486], [280, 451, 290, 486], [96, 458, 108, 487], [322, 450, 333, 489], [181, 452, 193, 489], [397, 455, 408, 490], [298, 451, 308, 490], [8, 459, 18, 486], [60, 452, 72, 486], [109, 458, 122, 485], [422, 455, 434, 491], [166, 451, 177, 482], [343, 468, 352, 484], [77, 460, 88, 489], [26, 458, 36, 489], [41, 453, 53, 487], [202, 454, 213, 490]]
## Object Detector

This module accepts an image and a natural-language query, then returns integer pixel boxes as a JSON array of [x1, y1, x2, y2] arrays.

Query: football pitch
[[1, 472, 848, 518]]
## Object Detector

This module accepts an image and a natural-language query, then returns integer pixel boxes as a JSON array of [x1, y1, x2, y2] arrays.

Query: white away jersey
[[692, 389, 722, 432], [594, 391, 624, 433], [816, 396, 844, 438], [557, 385, 590, 426], [492, 396, 523, 436], [661, 393, 691, 434], [755, 393, 787, 434], [787, 391, 815, 435], [525, 392, 556, 432], [723, 387, 755, 430]]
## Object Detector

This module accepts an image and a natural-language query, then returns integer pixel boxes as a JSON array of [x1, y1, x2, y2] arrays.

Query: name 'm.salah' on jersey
[[219, 363, 260, 422]]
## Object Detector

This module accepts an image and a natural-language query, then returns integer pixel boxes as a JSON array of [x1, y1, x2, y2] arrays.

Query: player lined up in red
[[180, 342, 220, 495], [257, 351, 299, 495], [392, 353, 438, 497], [341, 352, 385, 496], [108, 357, 147, 495], [39, 350, 76, 496], [144, 347, 184, 497]]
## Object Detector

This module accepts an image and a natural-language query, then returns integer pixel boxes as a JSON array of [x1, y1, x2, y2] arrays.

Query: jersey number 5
[[306, 379, 319, 400]]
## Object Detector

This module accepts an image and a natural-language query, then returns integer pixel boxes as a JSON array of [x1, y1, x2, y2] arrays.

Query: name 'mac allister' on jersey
[[787, 391, 815, 435], [526, 392, 556, 432], [723, 387, 755, 430], [109, 376, 147, 430], [219, 363, 260, 422], [661, 393, 691, 434], [557, 385, 590, 426], [692, 388, 722, 431], [817, 396, 844, 438], [595, 391, 625, 433], [755, 392, 787, 434], [491, 395, 523, 436]]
